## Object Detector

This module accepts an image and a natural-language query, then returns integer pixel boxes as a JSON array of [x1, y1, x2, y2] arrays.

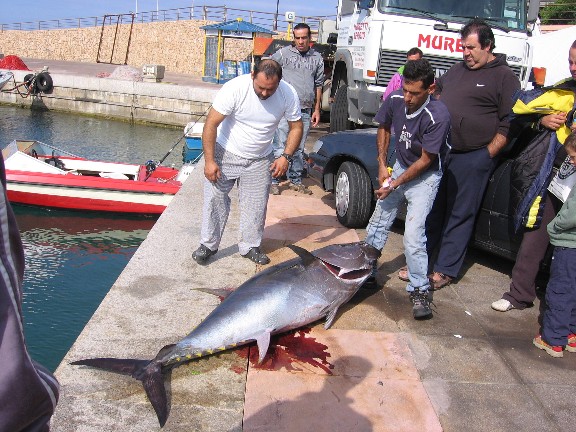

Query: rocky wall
[[0, 20, 262, 76]]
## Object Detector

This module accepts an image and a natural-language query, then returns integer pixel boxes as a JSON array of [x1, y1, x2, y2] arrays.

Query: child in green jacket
[[534, 132, 576, 357]]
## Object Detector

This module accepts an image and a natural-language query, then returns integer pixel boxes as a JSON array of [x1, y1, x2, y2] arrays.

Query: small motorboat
[[0, 71, 14, 91], [182, 121, 204, 164], [2, 139, 195, 215]]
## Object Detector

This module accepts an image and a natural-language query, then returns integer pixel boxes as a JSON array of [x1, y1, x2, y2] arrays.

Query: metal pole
[[275, 0, 280, 31]]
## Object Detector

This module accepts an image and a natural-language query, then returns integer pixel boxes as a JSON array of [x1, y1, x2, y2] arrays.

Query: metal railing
[[1, 5, 336, 34]]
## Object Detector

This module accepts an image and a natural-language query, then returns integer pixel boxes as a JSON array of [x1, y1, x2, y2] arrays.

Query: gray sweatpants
[[200, 144, 274, 255]]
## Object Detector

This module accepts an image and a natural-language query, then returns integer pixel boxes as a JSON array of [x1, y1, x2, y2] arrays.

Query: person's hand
[[311, 109, 321, 127], [204, 159, 221, 182], [270, 157, 289, 178], [375, 178, 394, 200], [540, 113, 567, 131], [377, 165, 391, 186]]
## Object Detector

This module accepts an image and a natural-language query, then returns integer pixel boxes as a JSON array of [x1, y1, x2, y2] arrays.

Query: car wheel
[[330, 83, 352, 132], [335, 161, 373, 228]]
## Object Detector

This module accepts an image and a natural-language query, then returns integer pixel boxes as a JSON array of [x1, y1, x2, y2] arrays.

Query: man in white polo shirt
[[192, 59, 303, 265]]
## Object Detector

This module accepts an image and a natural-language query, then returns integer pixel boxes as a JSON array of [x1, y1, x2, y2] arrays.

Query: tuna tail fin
[[71, 358, 169, 427], [287, 244, 316, 267]]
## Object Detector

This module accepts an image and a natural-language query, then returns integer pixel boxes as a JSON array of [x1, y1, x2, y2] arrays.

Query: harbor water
[[0, 106, 186, 371]]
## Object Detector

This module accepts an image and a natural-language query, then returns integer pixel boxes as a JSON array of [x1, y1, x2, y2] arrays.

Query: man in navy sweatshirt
[[425, 18, 520, 289]]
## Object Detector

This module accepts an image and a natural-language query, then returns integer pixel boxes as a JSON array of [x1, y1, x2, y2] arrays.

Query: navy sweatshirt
[[435, 53, 520, 152]]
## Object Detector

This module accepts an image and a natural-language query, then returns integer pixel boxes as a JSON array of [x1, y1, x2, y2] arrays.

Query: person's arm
[[539, 113, 568, 131], [270, 119, 303, 178], [486, 132, 509, 158], [201, 107, 226, 182], [491, 71, 521, 157], [376, 124, 392, 187], [311, 85, 322, 127], [376, 148, 437, 200]]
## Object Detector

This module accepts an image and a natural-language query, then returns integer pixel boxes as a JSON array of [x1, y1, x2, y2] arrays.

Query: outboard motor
[[44, 151, 65, 170]]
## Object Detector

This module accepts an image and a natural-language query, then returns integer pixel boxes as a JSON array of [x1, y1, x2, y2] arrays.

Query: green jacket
[[548, 185, 576, 248]]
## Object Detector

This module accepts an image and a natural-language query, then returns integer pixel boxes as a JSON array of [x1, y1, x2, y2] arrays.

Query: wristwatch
[[280, 152, 293, 162]]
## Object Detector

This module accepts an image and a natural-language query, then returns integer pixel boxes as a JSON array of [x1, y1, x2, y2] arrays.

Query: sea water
[[0, 106, 185, 371]]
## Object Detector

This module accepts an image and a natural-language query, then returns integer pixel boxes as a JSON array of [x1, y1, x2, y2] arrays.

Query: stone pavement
[[20, 58, 576, 431]]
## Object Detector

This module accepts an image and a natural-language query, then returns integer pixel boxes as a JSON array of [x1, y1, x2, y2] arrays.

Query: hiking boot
[[241, 247, 270, 265], [533, 335, 563, 358], [566, 334, 576, 353], [290, 183, 312, 195], [409, 289, 433, 319], [192, 244, 217, 265], [270, 184, 280, 195]]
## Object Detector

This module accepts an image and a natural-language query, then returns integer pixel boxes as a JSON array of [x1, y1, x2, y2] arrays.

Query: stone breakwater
[[0, 20, 254, 77]]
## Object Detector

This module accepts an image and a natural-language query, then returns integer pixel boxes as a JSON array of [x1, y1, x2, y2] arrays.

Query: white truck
[[329, 0, 541, 132]]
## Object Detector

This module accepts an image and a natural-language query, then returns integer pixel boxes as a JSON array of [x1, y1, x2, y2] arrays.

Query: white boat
[[2, 139, 194, 215]]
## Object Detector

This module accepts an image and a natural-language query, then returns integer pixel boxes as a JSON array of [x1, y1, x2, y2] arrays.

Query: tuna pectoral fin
[[324, 307, 340, 329], [255, 331, 272, 364], [71, 358, 169, 427], [287, 244, 316, 266]]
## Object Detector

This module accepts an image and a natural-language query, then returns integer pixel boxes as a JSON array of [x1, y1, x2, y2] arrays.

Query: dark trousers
[[426, 147, 498, 278], [542, 246, 576, 346], [503, 192, 562, 309]]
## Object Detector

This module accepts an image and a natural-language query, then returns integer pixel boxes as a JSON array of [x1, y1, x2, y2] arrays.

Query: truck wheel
[[330, 84, 352, 132], [335, 161, 373, 228]]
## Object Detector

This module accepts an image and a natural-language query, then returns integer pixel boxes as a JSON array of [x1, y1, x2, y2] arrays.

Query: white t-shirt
[[212, 74, 301, 159]]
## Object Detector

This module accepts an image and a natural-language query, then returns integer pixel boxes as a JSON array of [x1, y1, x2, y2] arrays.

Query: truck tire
[[330, 84, 351, 132], [335, 160, 373, 228]]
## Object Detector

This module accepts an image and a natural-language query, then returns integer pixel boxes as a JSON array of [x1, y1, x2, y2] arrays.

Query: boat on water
[[0, 71, 13, 91], [182, 121, 204, 163], [2, 139, 195, 215]]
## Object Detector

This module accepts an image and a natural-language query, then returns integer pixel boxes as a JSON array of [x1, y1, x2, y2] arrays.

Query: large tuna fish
[[72, 242, 379, 427]]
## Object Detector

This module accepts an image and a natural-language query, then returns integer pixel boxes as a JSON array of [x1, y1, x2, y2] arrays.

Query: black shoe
[[192, 244, 217, 265], [410, 289, 433, 319], [241, 247, 270, 265]]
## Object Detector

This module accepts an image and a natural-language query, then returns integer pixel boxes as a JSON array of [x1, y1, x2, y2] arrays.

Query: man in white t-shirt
[[193, 59, 303, 265]]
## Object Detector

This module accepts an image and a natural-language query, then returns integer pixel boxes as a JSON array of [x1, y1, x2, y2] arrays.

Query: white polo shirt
[[212, 74, 301, 159]]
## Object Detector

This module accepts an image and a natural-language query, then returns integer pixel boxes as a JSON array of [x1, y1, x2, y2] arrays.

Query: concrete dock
[[4, 59, 576, 431]]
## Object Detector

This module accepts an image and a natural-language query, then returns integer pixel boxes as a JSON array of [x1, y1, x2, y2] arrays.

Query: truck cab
[[330, 0, 541, 131]]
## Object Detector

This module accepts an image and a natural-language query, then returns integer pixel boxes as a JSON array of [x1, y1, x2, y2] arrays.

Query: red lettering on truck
[[418, 34, 463, 53]]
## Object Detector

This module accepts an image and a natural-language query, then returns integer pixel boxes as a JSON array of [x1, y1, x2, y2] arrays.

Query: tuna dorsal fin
[[255, 330, 272, 364], [287, 244, 316, 267], [324, 307, 339, 329]]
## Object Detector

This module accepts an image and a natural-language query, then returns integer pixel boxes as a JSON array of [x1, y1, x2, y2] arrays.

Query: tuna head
[[286, 242, 380, 330], [309, 241, 380, 281]]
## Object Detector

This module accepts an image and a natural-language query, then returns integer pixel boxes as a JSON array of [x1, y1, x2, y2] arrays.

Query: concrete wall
[[0, 20, 256, 76], [0, 69, 219, 127]]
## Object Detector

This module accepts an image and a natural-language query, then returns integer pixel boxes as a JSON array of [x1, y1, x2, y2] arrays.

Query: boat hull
[[3, 139, 191, 215]]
